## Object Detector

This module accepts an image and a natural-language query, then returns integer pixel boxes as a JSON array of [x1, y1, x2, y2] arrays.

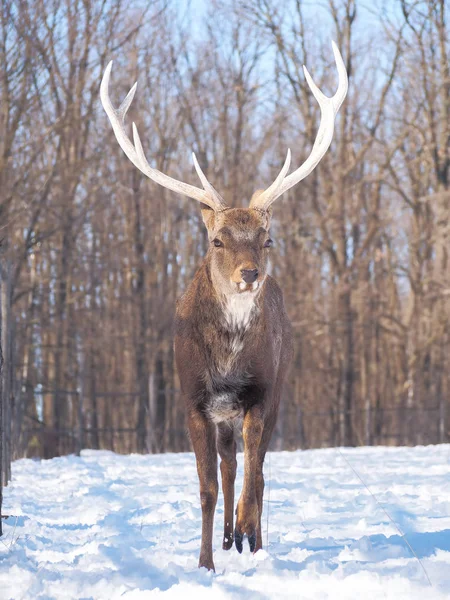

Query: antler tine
[[251, 42, 348, 211], [100, 61, 227, 211], [192, 153, 226, 207], [250, 150, 291, 210]]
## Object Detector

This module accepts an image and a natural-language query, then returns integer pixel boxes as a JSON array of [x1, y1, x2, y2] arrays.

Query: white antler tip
[[101, 61, 114, 104], [127, 81, 138, 101], [132, 122, 147, 168], [132, 122, 141, 148], [282, 148, 292, 177], [302, 66, 314, 87], [331, 41, 342, 62], [102, 61, 113, 84]]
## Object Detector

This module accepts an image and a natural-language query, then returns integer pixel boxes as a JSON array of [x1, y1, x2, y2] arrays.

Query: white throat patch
[[223, 290, 258, 331], [214, 281, 264, 376]]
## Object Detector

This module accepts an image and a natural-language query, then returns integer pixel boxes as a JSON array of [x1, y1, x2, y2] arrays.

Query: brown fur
[[174, 208, 293, 571]]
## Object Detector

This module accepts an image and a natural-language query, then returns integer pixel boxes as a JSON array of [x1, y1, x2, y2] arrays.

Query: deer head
[[100, 42, 348, 295], [201, 207, 272, 295]]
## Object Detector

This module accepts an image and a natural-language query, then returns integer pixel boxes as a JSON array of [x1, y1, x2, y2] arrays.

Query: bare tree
[[3, 0, 450, 458]]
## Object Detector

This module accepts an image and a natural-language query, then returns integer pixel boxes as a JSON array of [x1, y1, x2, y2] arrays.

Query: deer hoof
[[248, 530, 256, 553], [223, 534, 234, 550], [234, 528, 243, 553], [198, 555, 215, 571]]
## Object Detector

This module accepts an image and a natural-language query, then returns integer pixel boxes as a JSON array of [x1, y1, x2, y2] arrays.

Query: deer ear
[[264, 208, 273, 229], [201, 206, 216, 232]]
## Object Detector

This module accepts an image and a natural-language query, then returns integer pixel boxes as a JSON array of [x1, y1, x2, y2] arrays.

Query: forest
[[0, 0, 449, 470]]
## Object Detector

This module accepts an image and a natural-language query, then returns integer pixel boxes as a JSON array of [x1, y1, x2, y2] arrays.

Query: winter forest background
[[0, 0, 449, 471]]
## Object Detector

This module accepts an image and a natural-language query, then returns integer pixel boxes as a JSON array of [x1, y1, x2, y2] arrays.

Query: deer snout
[[240, 268, 259, 284]]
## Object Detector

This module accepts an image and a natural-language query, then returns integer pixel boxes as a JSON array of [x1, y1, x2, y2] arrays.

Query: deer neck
[[221, 289, 260, 332], [206, 259, 263, 334]]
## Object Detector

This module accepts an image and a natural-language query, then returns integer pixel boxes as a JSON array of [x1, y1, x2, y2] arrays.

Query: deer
[[100, 41, 347, 571]]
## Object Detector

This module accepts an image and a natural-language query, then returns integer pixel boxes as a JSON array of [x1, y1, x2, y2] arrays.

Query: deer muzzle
[[241, 269, 259, 284]]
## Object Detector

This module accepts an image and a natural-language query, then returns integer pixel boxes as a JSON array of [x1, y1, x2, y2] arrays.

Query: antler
[[100, 61, 227, 211], [250, 42, 348, 211]]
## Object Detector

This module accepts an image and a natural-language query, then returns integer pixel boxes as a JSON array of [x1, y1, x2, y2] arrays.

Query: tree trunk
[[0, 263, 4, 536]]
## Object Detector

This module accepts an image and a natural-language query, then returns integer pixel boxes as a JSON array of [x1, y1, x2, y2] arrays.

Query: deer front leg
[[217, 423, 237, 550], [254, 410, 278, 553], [235, 405, 264, 553], [188, 410, 218, 571], [254, 465, 264, 553]]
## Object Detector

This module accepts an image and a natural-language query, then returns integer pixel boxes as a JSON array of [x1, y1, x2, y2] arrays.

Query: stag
[[100, 42, 347, 571]]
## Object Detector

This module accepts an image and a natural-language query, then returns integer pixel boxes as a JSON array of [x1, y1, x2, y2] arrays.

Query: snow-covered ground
[[1, 445, 450, 599]]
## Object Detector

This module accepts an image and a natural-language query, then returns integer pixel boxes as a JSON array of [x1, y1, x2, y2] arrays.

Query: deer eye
[[213, 238, 223, 248], [264, 238, 273, 248]]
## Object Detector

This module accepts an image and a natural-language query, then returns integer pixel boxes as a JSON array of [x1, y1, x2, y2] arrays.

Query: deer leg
[[187, 410, 218, 571], [217, 423, 237, 550], [254, 461, 265, 553], [235, 404, 264, 553], [253, 412, 277, 553]]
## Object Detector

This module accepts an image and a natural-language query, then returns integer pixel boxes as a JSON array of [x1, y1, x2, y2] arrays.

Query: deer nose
[[241, 268, 259, 284]]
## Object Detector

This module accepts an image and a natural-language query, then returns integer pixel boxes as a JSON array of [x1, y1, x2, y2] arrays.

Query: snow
[[1, 445, 450, 599]]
